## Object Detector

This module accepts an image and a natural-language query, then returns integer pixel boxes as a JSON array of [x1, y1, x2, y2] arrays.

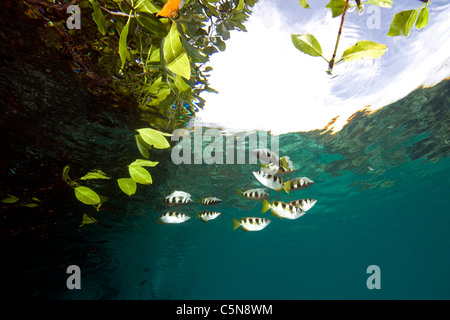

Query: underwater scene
[[1, 0, 449, 301]]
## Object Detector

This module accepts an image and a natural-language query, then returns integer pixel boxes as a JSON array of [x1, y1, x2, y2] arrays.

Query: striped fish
[[233, 217, 271, 232], [286, 177, 314, 191], [260, 162, 279, 175], [288, 199, 317, 212], [164, 190, 192, 206], [159, 211, 191, 224], [253, 170, 290, 193], [253, 148, 279, 165], [262, 199, 306, 220], [196, 211, 221, 223], [236, 188, 269, 200], [199, 196, 222, 206], [277, 156, 298, 175]]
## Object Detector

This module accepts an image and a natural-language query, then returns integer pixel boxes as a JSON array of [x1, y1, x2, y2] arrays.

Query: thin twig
[[328, 0, 350, 73], [99, 6, 138, 18]]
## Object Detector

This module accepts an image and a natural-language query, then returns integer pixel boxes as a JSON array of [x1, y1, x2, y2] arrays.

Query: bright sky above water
[[195, 0, 450, 135]]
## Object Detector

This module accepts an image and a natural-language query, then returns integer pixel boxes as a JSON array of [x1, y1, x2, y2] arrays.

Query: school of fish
[[159, 148, 317, 232]]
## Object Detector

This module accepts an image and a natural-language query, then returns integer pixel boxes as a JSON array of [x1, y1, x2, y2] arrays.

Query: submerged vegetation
[[22, 0, 258, 128], [12, 0, 258, 224]]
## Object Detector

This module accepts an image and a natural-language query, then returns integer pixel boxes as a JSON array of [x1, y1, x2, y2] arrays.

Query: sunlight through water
[[196, 0, 450, 135]]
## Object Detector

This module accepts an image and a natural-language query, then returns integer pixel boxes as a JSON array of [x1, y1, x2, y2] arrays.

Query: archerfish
[[164, 190, 192, 206], [199, 196, 222, 206], [260, 162, 279, 175], [196, 211, 221, 223], [262, 199, 306, 220], [288, 199, 317, 212], [253, 170, 290, 193], [286, 177, 314, 191], [253, 148, 279, 165], [277, 156, 298, 175], [233, 217, 271, 232], [236, 188, 269, 200], [159, 211, 191, 224]]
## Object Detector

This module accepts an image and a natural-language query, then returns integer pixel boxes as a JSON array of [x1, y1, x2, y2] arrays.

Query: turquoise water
[[61, 82, 450, 299]]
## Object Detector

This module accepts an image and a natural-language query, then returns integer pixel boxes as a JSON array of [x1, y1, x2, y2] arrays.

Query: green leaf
[[367, 0, 392, 8], [177, 22, 209, 63], [80, 169, 111, 180], [174, 75, 191, 93], [291, 33, 324, 59], [1, 194, 19, 204], [201, 0, 220, 18], [325, 0, 346, 18], [134, 0, 161, 14], [214, 37, 226, 51], [298, 0, 311, 9], [137, 128, 171, 149], [21, 202, 39, 208], [128, 165, 153, 184], [237, 0, 245, 11], [135, 135, 150, 159], [387, 9, 419, 37], [117, 178, 137, 196], [119, 15, 132, 71], [135, 12, 167, 36], [74, 186, 101, 205], [89, 0, 108, 35], [129, 159, 159, 167], [339, 40, 387, 62], [62, 165, 73, 186], [79, 213, 97, 228], [163, 22, 191, 79], [416, 7, 429, 30]]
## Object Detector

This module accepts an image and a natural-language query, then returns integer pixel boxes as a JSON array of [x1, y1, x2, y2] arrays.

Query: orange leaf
[[157, 0, 181, 18]]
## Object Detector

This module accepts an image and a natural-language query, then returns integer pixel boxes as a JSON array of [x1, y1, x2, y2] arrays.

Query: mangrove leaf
[[119, 15, 132, 70], [80, 169, 111, 180], [79, 213, 97, 228], [415, 7, 429, 30], [299, 0, 311, 9], [135, 134, 150, 159], [129, 165, 153, 184], [291, 33, 324, 59], [89, 0, 108, 35], [129, 159, 159, 167], [135, 0, 161, 14], [137, 128, 171, 149], [163, 22, 191, 80], [339, 40, 387, 63], [1, 194, 19, 204], [74, 186, 101, 205], [117, 178, 137, 196], [367, 0, 392, 8], [387, 9, 419, 37], [325, 0, 346, 18]]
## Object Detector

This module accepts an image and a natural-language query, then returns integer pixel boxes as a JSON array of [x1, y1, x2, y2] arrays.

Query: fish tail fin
[[195, 212, 200, 219], [235, 189, 243, 195], [233, 218, 241, 230], [262, 199, 271, 213], [283, 181, 291, 194], [197, 197, 203, 204]]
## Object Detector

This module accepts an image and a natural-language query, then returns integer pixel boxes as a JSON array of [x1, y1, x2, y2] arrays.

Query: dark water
[[58, 82, 450, 300]]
